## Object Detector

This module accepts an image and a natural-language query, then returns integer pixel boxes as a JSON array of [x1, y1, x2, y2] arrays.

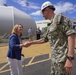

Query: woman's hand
[[23, 41, 31, 47]]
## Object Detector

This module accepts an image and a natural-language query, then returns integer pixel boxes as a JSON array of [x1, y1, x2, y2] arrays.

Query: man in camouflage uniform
[[25, 1, 75, 75], [40, 1, 75, 75]]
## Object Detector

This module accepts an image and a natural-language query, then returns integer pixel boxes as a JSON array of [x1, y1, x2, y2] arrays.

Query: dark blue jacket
[[7, 34, 22, 60]]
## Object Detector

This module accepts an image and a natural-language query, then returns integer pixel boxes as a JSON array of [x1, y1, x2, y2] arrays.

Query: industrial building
[[36, 19, 76, 30], [0, 6, 36, 38]]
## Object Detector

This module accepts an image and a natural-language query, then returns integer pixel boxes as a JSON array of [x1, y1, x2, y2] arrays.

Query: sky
[[0, 0, 76, 21]]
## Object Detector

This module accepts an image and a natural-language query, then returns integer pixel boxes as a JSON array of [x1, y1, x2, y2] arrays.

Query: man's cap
[[41, 1, 55, 12]]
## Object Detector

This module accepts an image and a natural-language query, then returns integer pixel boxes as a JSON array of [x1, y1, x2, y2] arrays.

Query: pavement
[[0, 53, 76, 75]]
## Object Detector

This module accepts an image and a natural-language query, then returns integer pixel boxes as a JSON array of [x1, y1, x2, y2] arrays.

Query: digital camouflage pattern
[[43, 13, 76, 75]]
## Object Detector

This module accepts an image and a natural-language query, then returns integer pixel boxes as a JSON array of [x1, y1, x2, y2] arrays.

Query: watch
[[66, 55, 74, 61]]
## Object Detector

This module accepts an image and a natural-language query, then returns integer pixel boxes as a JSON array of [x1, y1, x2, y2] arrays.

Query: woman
[[7, 24, 28, 75]]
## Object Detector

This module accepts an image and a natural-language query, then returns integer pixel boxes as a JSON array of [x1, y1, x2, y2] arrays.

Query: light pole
[[25, 1, 29, 14]]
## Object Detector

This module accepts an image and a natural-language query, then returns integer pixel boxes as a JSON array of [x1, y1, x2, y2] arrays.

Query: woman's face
[[17, 25, 23, 34]]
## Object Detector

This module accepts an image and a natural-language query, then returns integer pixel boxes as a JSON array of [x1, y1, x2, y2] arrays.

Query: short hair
[[11, 24, 23, 36]]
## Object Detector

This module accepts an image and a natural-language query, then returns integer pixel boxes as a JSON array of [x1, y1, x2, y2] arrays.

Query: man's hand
[[64, 59, 73, 74]]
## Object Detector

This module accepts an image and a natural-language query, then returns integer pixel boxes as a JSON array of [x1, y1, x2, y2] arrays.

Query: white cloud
[[30, 10, 41, 16], [54, 2, 76, 14], [30, 1, 76, 16], [72, 17, 76, 20], [28, 5, 40, 10], [12, 0, 76, 16], [13, 0, 40, 10]]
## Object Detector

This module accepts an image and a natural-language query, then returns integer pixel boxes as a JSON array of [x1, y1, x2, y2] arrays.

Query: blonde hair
[[11, 24, 23, 36]]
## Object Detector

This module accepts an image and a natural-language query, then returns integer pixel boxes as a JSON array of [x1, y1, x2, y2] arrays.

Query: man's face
[[42, 8, 49, 19]]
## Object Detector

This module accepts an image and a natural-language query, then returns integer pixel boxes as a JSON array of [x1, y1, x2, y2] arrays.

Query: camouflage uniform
[[44, 14, 76, 75]]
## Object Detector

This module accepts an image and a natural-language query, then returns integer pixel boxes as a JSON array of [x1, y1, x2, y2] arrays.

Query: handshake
[[20, 39, 44, 48], [20, 41, 32, 48], [23, 41, 32, 47]]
